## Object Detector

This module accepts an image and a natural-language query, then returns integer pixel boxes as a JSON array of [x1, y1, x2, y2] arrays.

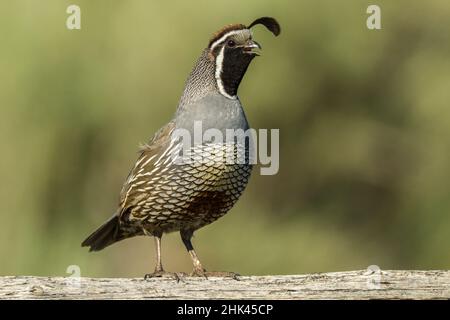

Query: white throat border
[[215, 46, 237, 100]]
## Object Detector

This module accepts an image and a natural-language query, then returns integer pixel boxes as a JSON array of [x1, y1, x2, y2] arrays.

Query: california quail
[[82, 17, 281, 278]]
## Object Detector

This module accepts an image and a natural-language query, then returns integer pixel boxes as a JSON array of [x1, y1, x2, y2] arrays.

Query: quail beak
[[243, 40, 262, 56]]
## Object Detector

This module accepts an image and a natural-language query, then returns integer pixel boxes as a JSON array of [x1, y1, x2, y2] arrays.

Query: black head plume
[[248, 17, 281, 36]]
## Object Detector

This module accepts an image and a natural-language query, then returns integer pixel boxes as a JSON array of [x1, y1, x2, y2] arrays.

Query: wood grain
[[1, 270, 449, 299]]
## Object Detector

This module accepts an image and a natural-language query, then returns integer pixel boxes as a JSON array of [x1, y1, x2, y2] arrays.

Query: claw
[[190, 267, 208, 279], [144, 271, 183, 282], [189, 269, 240, 280], [206, 271, 241, 280]]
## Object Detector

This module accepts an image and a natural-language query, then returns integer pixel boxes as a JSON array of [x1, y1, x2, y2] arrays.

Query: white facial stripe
[[215, 46, 236, 99], [210, 29, 247, 51]]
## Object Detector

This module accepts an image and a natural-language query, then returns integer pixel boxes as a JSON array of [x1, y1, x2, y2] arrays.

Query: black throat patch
[[216, 46, 255, 98]]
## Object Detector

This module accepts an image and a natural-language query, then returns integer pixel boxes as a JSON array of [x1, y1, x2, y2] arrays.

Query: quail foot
[[82, 17, 281, 278]]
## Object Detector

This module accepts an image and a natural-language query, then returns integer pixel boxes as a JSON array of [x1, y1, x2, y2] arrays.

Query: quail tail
[[81, 215, 120, 252]]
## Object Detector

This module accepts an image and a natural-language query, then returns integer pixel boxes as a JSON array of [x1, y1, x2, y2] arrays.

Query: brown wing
[[118, 121, 176, 221]]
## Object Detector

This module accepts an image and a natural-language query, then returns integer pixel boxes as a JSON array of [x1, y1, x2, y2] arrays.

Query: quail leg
[[180, 230, 240, 280], [144, 233, 181, 281]]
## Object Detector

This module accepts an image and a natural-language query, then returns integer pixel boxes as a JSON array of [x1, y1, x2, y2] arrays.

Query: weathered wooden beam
[[1, 270, 449, 299]]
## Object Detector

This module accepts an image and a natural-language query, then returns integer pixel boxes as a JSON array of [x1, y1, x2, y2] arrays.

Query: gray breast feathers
[[175, 93, 249, 134]]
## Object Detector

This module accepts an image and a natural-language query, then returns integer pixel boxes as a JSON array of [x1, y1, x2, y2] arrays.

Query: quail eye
[[227, 39, 236, 47]]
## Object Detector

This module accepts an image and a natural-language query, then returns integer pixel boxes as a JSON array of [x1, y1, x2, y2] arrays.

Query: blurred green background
[[1, 0, 449, 277]]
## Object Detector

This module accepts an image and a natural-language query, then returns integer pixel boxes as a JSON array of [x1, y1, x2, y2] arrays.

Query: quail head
[[82, 17, 281, 278]]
